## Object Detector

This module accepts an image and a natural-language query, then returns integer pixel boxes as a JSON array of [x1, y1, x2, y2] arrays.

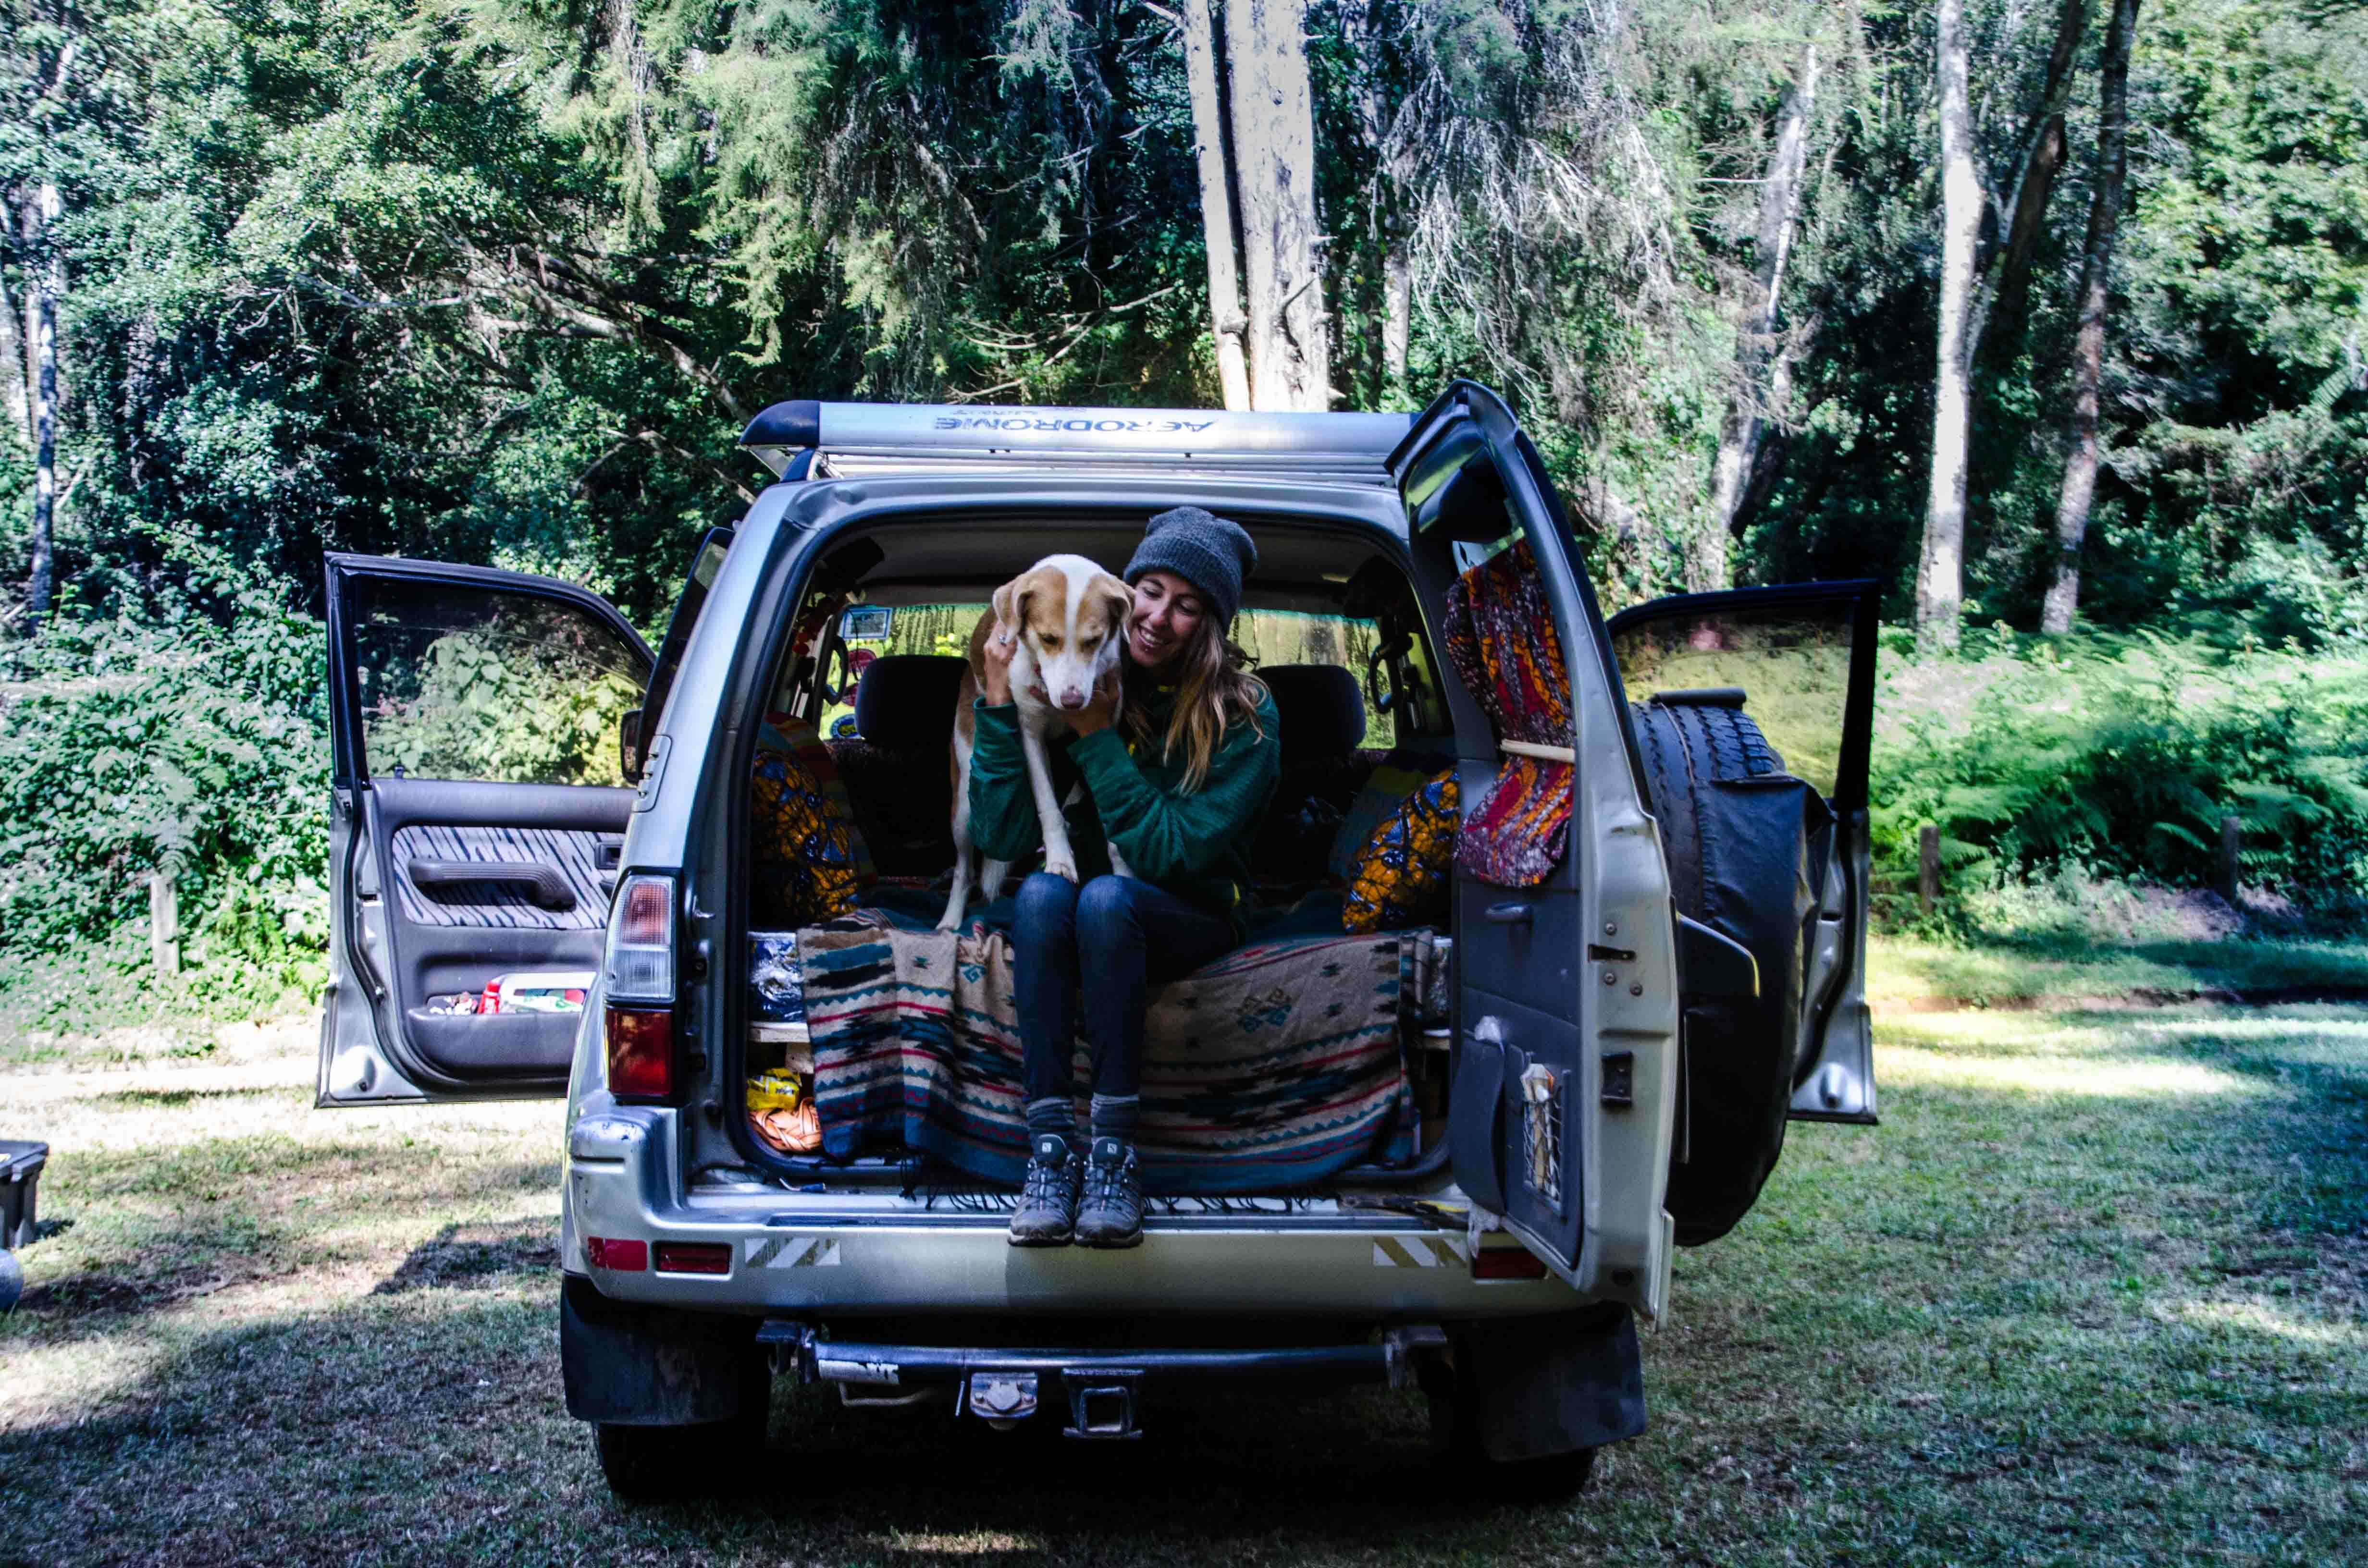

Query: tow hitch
[[1061, 1372, 1143, 1441], [759, 1321, 1446, 1439]]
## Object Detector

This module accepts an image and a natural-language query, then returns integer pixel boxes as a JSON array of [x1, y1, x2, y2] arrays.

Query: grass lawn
[[0, 955, 2362, 1565]]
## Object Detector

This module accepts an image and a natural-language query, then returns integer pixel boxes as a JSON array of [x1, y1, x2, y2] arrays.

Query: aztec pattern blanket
[[791, 916, 1431, 1193]]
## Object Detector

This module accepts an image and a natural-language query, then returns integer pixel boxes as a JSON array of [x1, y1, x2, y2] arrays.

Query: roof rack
[[738, 400, 1415, 485]]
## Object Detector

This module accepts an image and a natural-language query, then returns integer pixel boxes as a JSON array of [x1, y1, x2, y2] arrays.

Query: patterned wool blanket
[[794, 918, 1431, 1193]]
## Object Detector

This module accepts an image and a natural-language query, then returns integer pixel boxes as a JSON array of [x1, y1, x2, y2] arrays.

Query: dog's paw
[[934, 913, 964, 933], [1042, 853, 1079, 883]]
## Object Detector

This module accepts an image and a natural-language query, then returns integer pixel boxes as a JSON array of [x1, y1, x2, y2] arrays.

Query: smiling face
[[1127, 570, 1209, 678], [995, 555, 1133, 710]]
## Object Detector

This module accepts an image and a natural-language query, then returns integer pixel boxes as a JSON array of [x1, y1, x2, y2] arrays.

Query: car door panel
[[1605, 582, 1879, 1129], [1393, 381, 1681, 1318], [320, 555, 653, 1107]]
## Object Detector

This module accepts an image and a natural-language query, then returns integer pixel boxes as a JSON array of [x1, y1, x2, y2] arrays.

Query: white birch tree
[[1917, 0, 1981, 649]]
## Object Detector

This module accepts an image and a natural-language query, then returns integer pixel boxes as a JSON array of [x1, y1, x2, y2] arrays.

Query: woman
[[966, 506, 1281, 1249]]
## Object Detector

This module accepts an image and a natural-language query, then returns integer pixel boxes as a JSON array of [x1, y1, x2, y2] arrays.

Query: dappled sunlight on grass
[[1881, 1043, 2261, 1099], [2164, 1298, 2368, 1351]]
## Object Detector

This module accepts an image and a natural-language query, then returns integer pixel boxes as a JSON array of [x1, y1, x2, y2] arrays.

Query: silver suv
[[316, 382, 1878, 1498]]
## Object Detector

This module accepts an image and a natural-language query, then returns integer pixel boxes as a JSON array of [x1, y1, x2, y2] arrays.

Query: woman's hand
[[979, 623, 1018, 706], [1067, 665, 1123, 738]]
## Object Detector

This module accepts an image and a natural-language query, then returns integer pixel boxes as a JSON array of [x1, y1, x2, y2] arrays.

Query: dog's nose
[[1056, 689, 1087, 710]]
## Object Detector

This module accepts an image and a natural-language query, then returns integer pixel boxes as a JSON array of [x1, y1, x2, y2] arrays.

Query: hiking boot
[[1008, 1133, 1082, 1246], [1074, 1137, 1145, 1249]]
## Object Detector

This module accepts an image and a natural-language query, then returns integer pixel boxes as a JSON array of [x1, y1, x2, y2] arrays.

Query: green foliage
[[0, 590, 329, 989], [363, 625, 641, 787], [1872, 631, 2368, 928]]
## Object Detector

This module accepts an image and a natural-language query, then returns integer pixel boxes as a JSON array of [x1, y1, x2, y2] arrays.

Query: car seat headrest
[[852, 655, 969, 750], [1262, 664, 1367, 765]]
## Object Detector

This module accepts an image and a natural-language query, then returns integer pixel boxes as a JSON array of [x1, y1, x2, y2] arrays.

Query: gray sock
[[1089, 1093, 1140, 1145], [1025, 1097, 1079, 1144]]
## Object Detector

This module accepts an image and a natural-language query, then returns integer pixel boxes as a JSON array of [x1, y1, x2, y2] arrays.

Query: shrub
[[0, 596, 329, 991], [1871, 631, 2368, 931]]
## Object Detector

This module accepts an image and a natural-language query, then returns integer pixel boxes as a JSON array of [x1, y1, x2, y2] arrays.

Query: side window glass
[[353, 577, 651, 786], [1234, 609, 1395, 748], [1611, 601, 1858, 800]]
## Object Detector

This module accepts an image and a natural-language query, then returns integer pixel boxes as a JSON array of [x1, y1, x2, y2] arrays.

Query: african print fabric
[[1342, 767, 1459, 933], [789, 912, 1430, 1193], [1441, 539, 1573, 887], [750, 718, 870, 927]]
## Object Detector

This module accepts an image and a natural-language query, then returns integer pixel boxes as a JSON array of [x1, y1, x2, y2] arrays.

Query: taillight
[[605, 1006, 674, 1099], [584, 1237, 647, 1271], [604, 873, 678, 1100], [1472, 1244, 1549, 1280], [654, 1242, 732, 1275], [605, 875, 676, 1001]]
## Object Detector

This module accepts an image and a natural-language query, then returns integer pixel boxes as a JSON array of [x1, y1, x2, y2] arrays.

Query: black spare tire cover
[[1630, 693, 1829, 1246]]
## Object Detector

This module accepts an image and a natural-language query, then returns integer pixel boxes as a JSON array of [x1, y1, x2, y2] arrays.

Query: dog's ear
[[991, 576, 1024, 633], [1089, 572, 1135, 632]]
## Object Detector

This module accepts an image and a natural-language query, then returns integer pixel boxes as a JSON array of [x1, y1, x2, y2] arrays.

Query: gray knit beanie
[[1125, 506, 1258, 625]]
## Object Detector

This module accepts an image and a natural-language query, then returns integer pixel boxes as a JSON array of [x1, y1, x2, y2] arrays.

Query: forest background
[[0, 0, 2363, 1028]]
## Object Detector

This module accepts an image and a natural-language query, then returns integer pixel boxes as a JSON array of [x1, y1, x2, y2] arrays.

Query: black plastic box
[[1, 1141, 47, 1250]]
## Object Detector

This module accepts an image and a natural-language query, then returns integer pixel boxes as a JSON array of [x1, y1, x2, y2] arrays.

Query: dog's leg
[[938, 815, 974, 932], [938, 721, 976, 932], [1021, 725, 1078, 883], [979, 856, 1011, 904]]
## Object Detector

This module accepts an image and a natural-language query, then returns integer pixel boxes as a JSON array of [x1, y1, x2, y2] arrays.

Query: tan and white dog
[[939, 554, 1136, 932]]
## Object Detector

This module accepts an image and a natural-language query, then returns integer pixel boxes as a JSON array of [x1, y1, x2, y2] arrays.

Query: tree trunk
[[1967, 0, 2092, 369], [1382, 238, 1409, 387], [1222, 0, 1331, 411], [1918, 0, 1980, 650], [0, 270, 26, 441], [2041, 0, 2139, 636], [1181, 0, 1251, 410], [22, 183, 62, 621], [1703, 43, 1819, 591]]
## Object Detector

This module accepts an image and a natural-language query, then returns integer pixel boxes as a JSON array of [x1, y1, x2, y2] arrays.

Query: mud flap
[[561, 1274, 762, 1426], [1451, 1305, 1645, 1462]]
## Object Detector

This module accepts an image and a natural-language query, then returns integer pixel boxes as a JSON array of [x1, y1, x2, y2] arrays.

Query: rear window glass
[[352, 576, 650, 786]]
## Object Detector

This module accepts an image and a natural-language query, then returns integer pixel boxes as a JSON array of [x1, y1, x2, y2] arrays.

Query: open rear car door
[[1391, 382, 1682, 1319], [318, 555, 653, 1105], [1606, 582, 1879, 1134]]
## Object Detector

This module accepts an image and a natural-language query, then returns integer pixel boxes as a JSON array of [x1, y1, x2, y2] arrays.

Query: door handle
[[408, 858, 577, 912], [1483, 901, 1534, 925]]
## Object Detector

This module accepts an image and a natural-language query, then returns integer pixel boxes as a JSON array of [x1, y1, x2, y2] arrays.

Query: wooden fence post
[[148, 872, 180, 979], [1919, 824, 1940, 917], [2217, 814, 2241, 906]]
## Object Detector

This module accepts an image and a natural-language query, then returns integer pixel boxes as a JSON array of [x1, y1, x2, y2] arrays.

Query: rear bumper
[[761, 1322, 1447, 1436], [567, 1107, 1579, 1318]]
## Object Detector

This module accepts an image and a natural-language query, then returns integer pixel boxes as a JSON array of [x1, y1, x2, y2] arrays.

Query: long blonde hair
[[1124, 614, 1268, 794]]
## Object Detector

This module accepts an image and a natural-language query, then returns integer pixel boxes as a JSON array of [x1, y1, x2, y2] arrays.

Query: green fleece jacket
[[966, 684, 1282, 934]]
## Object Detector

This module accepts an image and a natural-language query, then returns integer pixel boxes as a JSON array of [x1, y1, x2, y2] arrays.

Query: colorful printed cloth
[[792, 915, 1430, 1193], [1326, 748, 1452, 882], [1441, 539, 1572, 886], [1343, 767, 1459, 933], [750, 718, 872, 926]]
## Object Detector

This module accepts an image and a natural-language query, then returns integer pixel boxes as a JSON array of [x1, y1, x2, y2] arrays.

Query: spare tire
[[1629, 693, 1830, 1246]]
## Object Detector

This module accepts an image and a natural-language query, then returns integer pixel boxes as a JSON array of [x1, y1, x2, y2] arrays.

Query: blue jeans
[[1012, 872, 1237, 1109]]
